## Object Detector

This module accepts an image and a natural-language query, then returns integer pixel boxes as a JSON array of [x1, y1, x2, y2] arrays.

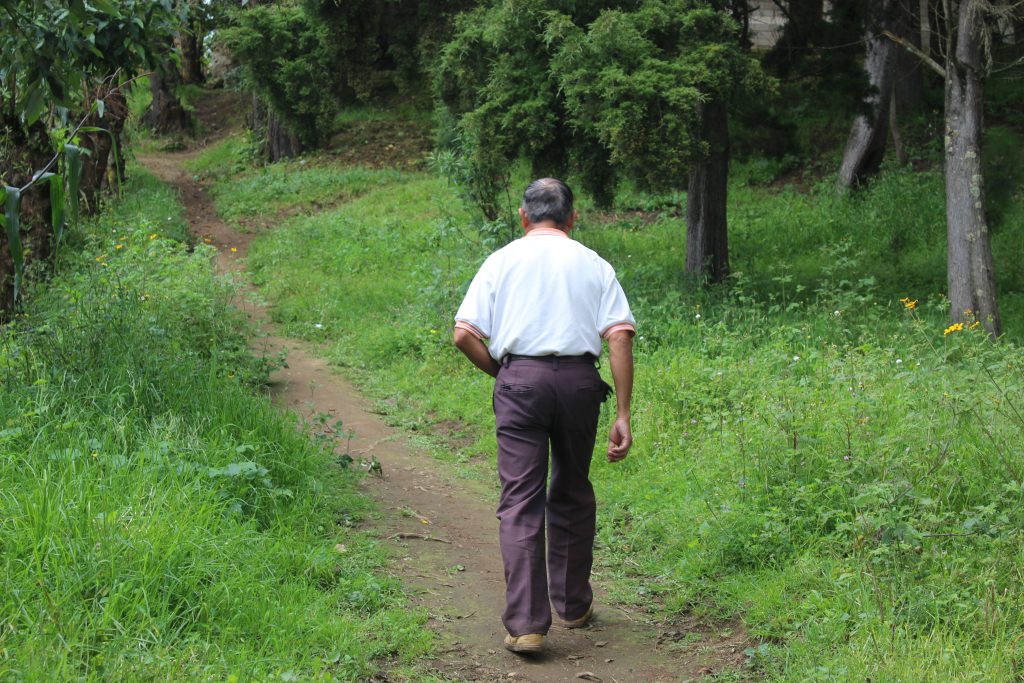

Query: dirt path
[[136, 103, 752, 683]]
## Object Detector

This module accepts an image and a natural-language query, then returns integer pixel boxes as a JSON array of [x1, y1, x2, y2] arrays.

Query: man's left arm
[[454, 327, 500, 377]]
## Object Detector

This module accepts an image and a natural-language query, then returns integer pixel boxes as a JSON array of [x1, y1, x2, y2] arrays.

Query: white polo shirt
[[454, 227, 635, 361]]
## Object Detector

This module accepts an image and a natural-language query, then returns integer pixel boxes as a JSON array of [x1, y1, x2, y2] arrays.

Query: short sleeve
[[454, 260, 494, 340], [598, 268, 635, 338]]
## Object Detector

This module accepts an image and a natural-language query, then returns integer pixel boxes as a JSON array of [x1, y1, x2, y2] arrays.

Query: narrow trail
[[136, 98, 752, 683]]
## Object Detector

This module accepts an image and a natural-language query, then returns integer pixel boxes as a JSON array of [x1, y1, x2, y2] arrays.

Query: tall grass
[[225, 141, 1024, 681], [0, 170, 432, 681]]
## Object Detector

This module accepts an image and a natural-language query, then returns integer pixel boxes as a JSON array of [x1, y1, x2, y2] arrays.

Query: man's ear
[[519, 207, 529, 229], [565, 210, 578, 231]]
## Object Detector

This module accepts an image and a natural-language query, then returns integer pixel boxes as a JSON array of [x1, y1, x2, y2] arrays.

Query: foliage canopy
[[436, 0, 769, 214]]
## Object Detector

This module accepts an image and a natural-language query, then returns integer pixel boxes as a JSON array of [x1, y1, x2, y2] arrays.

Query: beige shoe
[[560, 605, 594, 629], [504, 633, 545, 653]]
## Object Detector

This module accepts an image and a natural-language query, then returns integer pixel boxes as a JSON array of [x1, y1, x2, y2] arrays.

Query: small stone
[[595, 641, 608, 647], [604, 659, 614, 664]]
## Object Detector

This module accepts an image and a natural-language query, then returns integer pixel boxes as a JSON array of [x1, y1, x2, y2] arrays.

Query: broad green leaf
[[23, 87, 46, 126], [109, 131, 123, 197], [50, 174, 66, 251], [89, 0, 118, 15], [4, 187, 24, 303], [65, 144, 83, 235]]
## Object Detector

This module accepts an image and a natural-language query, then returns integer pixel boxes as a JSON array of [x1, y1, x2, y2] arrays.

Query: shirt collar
[[524, 227, 570, 238]]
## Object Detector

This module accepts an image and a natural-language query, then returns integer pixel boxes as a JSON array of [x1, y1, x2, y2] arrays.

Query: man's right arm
[[606, 330, 634, 462], [454, 327, 500, 377]]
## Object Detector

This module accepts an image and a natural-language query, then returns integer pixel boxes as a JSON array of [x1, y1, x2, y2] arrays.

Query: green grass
[[200, 148, 410, 228], [0, 169, 432, 681], [185, 134, 258, 180], [229, 144, 1024, 681]]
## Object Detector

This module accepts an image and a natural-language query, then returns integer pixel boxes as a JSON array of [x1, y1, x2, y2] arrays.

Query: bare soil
[[136, 91, 757, 683]]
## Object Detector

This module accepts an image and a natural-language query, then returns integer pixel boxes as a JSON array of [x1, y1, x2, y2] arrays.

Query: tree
[[144, 35, 192, 134], [221, 0, 337, 160], [436, 0, 610, 221], [558, 4, 770, 282], [837, 0, 900, 189], [1, 0, 178, 309], [764, 0, 828, 74], [177, 0, 205, 85], [837, 0, 930, 188], [306, 0, 475, 105], [437, 0, 768, 282], [888, 0, 1017, 337], [939, 0, 1003, 337]]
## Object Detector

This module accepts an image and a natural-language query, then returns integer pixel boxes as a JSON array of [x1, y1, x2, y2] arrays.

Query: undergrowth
[[214, 125, 1024, 680], [0, 169, 431, 681]]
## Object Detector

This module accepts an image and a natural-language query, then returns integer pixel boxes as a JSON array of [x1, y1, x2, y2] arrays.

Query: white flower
[[833, 310, 841, 317], [895, 359, 903, 365], [314, 323, 323, 329], [793, 355, 800, 362], [695, 314, 701, 320]]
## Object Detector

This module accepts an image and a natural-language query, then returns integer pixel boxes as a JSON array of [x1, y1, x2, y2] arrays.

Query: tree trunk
[[80, 86, 129, 211], [837, 0, 898, 189], [685, 100, 730, 284], [944, 0, 1001, 337], [267, 112, 303, 161], [144, 68, 191, 134], [178, 25, 203, 85], [251, 95, 303, 162]]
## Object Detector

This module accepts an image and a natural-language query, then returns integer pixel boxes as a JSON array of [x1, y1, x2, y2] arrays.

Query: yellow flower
[[969, 321, 980, 330], [95, 254, 107, 262], [230, 247, 238, 253], [149, 233, 157, 240], [904, 299, 918, 310], [115, 244, 124, 250], [943, 323, 965, 335]]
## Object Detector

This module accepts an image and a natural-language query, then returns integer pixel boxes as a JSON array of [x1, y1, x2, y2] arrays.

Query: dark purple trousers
[[493, 357, 609, 636]]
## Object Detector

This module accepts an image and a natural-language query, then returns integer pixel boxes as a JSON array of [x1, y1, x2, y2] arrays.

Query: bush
[[221, 3, 337, 148], [0, 169, 431, 680]]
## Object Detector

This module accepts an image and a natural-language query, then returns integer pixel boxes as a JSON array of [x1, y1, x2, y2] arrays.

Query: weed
[[0, 167, 432, 680], [236, 149, 1024, 679]]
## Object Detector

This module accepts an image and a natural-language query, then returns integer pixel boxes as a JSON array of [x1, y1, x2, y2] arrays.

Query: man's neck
[[524, 221, 568, 235]]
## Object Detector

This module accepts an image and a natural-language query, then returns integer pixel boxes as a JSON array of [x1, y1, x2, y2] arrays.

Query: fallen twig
[[387, 532, 451, 544]]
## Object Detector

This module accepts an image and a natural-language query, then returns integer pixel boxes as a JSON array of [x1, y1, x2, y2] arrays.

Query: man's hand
[[606, 329, 634, 463], [607, 416, 632, 462]]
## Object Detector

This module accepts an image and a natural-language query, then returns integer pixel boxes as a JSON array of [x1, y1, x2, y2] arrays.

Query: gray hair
[[521, 178, 574, 227]]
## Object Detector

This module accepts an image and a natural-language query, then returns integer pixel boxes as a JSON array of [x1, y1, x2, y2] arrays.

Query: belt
[[503, 353, 597, 365]]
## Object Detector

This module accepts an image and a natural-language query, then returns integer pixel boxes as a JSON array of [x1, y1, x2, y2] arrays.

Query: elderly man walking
[[453, 178, 635, 654]]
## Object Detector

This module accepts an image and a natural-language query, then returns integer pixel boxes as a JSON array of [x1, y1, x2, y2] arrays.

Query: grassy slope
[[203, 133, 1024, 680], [0, 170, 433, 681]]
